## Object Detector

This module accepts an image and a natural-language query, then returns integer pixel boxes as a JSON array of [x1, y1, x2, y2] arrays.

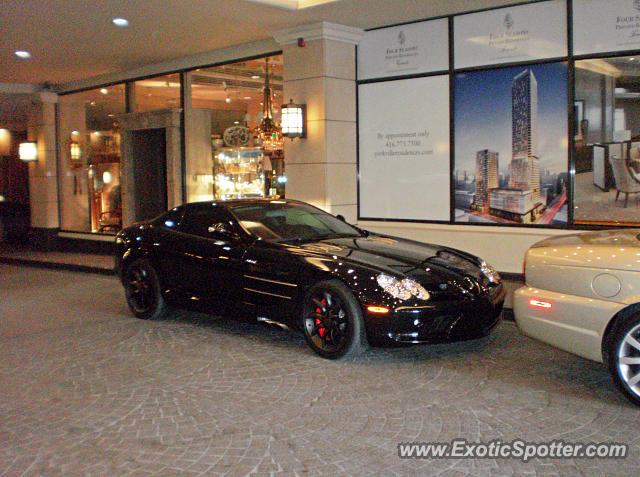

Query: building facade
[[508, 69, 540, 202], [4, 1, 640, 273], [474, 149, 499, 214]]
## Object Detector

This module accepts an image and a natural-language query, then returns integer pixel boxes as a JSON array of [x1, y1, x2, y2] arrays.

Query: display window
[[184, 55, 285, 203], [132, 73, 181, 112], [57, 85, 125, 234], [358, 75, 450, 221], [357, 0, 571, 229], [573, 56, 640, 226]]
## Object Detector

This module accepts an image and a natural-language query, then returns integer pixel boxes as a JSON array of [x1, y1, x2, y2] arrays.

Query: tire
[[605, 312, 640, 407], [123, 258, 167, 320], [301, 280, 367, 359]]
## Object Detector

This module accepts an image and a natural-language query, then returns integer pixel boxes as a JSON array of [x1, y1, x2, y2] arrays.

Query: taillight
[[529, 298, 552, 309]]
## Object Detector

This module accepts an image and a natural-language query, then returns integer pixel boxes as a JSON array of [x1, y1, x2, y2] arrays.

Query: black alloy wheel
[[123, 258, 167, 320], [605, 311, 640, 407], [302, 280, 367, 359]]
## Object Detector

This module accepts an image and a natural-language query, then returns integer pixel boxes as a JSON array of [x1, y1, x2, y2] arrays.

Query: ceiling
[[0, 0, 521, 87]]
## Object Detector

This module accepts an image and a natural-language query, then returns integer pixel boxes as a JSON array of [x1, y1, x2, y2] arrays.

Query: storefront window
[[57, 85, 125, 233], [184, 55, 285, 203], [132, 73, 180, 112], [574, 56, 640, 225]]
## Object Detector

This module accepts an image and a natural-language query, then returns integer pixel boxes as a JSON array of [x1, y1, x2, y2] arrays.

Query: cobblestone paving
[[1, 264, 639, 476]]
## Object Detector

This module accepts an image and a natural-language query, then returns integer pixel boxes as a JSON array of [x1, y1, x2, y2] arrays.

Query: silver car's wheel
[[606, 313, 640, 407], [617, 323, 640, 399]]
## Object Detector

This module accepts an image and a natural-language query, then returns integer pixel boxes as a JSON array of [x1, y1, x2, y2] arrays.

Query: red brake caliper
[[316, 299, 326, 337]]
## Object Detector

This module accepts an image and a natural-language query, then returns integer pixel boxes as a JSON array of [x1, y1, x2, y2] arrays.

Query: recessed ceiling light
[[251, 75, 260, 79], [246, 0, 341, 10], [15, 51, 31, 59], [100, 88, 108, 94], [112, 17, 129, 27]]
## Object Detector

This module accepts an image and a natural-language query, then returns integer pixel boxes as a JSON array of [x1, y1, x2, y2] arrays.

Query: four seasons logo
[[398, 30, 406, 45], [504, 13, 514, 29]]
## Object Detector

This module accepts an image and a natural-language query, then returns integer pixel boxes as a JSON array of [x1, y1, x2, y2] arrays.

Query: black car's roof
[[161, 198, 311, 221], [183, 198, 305, 209]]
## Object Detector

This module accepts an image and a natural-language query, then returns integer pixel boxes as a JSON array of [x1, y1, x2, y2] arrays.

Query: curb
[[0, 257, 115, 276]]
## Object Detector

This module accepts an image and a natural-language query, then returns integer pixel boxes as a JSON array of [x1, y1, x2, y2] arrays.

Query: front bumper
[[364, 283, 506, 346], [513, 285, 623, 363]]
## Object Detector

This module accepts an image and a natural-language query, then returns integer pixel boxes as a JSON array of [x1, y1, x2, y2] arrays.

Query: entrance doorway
[[0, 130, 30, 243], [130, 128, 167, 222]]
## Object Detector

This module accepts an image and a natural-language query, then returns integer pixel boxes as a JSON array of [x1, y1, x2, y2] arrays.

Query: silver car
[[514, 229, 640, 406]]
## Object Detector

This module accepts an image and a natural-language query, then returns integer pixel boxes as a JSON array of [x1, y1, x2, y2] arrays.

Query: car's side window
[[180, 204, 236, 239]]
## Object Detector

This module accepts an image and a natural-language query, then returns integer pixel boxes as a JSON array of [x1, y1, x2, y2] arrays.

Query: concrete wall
[[27, 93, 59, 230], [275, 23, 361, 222], [357, 220, 575, 274]]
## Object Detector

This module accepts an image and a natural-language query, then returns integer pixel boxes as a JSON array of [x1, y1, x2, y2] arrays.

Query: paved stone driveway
[[1, 264, 638, 476]]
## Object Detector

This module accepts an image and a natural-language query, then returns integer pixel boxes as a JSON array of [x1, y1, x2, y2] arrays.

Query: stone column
[[27, 92, 60, 245], [274, 22, 362, 222]]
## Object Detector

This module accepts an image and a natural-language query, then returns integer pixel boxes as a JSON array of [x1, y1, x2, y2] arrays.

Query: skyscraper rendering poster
[[453, 62, 568, 225]]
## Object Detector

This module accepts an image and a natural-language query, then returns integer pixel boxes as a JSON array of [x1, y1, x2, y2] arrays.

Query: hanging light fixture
[[255, 57, 283, 152]]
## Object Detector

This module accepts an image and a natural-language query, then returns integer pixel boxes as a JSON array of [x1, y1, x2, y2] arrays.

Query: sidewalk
[[0, 243, 115, 275]]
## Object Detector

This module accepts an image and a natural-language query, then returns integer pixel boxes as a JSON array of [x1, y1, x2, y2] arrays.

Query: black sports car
[[115, 199, 505, 359]]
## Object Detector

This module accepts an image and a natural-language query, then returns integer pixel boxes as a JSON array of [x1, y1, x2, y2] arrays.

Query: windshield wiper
[[277, 232, 360, 244], [276, 236, 318, 244], [314, 232, 362, 240]]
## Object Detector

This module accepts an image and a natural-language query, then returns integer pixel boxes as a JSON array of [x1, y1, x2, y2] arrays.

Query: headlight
[[480, 260, 500, 283], [376, 274, 430, 301]]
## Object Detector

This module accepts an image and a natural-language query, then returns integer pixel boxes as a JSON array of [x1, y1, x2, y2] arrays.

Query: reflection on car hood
[[296, 234, 484, 282], [528, 229, 640, 272], [532, 229, 640, 248]]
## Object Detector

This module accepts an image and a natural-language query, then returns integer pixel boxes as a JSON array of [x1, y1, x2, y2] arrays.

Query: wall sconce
[[19, 141, 38, 161], [0, 129, 11, 156], [281, 99, 306, 138], [70, 142, 82, 161]]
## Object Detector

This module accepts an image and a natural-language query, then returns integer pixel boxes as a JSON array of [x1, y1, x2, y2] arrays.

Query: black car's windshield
[[228, 201, 362, 242]]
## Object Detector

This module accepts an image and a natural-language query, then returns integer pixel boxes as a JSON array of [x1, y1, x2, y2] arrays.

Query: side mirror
[[336, 214, 346, 222]]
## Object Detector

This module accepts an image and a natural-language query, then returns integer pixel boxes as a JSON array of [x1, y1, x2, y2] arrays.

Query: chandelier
[[255, 57, 283, 152]]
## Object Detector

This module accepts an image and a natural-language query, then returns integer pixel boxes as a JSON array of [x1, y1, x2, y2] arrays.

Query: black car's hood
[[295, 234, 487, 284]]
